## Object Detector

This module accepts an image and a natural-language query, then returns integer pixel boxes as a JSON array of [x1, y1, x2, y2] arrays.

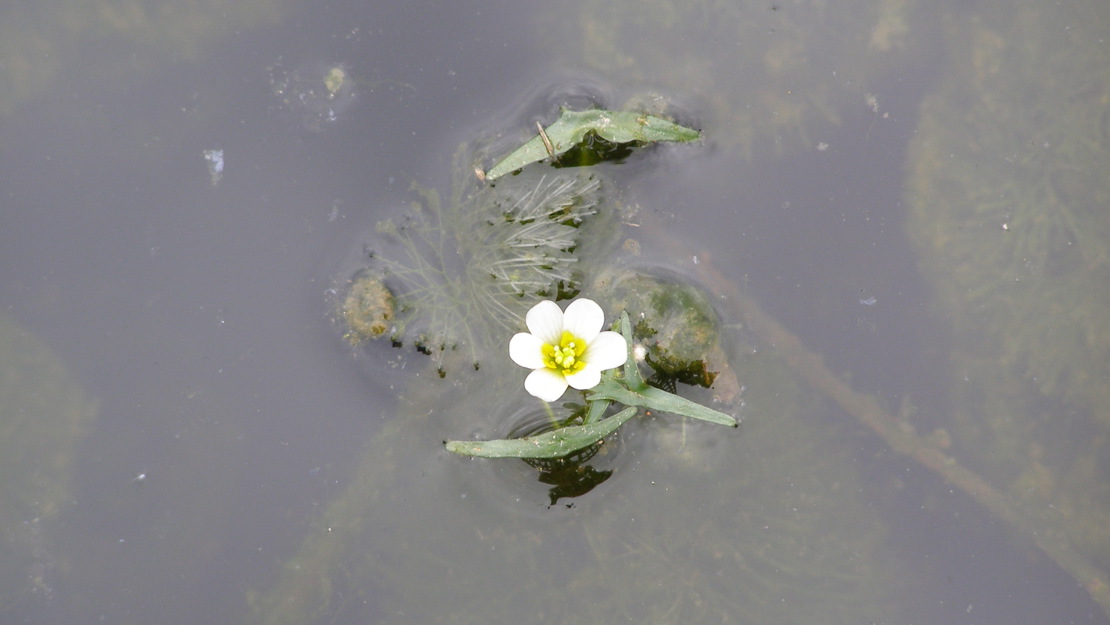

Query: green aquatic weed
[[905, 0, 1110, 569], [363, 167, 609, 372], [446, 311, 737, 459], [482, 107, 701, 180]]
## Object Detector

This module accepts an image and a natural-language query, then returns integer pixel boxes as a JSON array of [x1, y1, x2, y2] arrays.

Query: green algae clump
[[594, 268, 733, 394], [341, 272, 395, 344]]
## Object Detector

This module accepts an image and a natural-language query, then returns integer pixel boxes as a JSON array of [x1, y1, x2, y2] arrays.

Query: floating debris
[[202, 148, 224, 185], [268, 61, 357, 131]]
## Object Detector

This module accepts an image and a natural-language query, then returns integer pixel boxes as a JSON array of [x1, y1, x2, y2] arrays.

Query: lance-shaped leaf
[[483, 108, 701, 180], [618, 311, 646, 390], [446, 406, 638, 458], [587, 380, 738, 427]]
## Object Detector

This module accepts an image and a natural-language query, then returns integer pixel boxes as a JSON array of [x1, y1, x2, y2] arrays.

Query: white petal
[[583, 331, 628, 371], [525, 300, 563, 344], [524, 368, 569, 402], [562, 298, 604, 343], [565, 365, 602, 391], [509, 332, 546, 369]]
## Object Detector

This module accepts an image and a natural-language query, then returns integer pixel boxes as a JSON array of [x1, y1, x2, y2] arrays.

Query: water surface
[[1, 0, 1107, 623]]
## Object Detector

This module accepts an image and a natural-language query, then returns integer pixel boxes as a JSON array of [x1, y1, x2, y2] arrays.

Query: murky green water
[[1, 0, 1108, 623]]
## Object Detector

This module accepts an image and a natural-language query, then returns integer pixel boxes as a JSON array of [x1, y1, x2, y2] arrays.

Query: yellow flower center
[[541, 330, 588, 374]]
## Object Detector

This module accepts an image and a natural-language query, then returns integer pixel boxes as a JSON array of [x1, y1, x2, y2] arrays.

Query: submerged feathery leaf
[[367, 168, 605, 371]]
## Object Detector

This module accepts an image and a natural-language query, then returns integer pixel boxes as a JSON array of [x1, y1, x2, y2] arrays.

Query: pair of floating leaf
[[482, 108, 701, 181]]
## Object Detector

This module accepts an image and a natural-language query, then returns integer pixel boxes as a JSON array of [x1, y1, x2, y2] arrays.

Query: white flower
[[509, 299, 628, 402]]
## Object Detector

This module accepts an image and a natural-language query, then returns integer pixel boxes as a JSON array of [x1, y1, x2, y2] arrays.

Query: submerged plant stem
[[676, 238, 1110, 618]]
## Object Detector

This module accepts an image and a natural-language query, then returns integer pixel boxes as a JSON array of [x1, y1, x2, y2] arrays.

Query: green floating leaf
[[588, 380, 738, 428], [484, 108, 701, 180], [446, 406, 638, 459]]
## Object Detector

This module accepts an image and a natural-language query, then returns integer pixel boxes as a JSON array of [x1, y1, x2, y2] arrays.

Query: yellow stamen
[[542, 330, 588, 374]]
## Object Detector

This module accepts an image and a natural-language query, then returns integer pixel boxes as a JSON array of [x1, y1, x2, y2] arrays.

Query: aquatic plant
[[448, 306, 736, 459], [345, 109, 735, 457], [249, 314, 901, 625], [595, 268, 728, 392], [0, 313, 97, 612], [354, 166, 611, 373], [508, 298, 628, 402], [345, 107, 706, 373], [250, 82, 919, 621], [905, 0, 1110, 569], [481, 107, 701, 180]]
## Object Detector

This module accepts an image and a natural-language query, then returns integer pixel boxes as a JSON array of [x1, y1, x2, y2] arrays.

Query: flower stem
[[542, 401, 558, 426]]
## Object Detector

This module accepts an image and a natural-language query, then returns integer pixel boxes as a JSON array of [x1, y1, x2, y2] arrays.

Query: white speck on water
[[203, 148, 224, 185], [865, 93, 880, 113]]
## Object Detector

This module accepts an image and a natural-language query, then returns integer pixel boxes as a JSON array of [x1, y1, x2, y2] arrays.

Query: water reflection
[[0, 0, 1107, 623], [503, 403, 620, 507]]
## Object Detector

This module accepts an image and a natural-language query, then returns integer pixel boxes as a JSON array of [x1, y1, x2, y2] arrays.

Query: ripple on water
[[443, 397, 646, 517]]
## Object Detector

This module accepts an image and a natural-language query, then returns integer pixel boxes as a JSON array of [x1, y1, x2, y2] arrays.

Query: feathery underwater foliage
[[368, 167, 608, 372], [906, 0, 1110, 565]]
